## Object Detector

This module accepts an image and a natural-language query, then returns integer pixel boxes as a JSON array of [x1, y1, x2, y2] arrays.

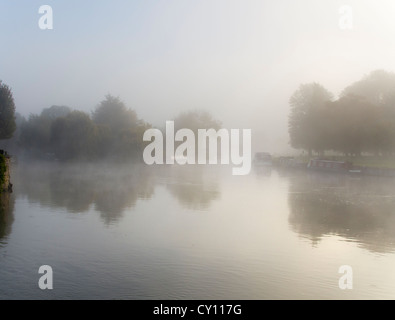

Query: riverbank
[[272, 155, 395, 177], [0, 151, 12, 193]]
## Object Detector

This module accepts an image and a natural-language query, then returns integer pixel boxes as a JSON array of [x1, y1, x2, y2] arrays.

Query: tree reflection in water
[[13, 162, 155, 225], [287, 171, 395, 253], [13, 162, 222, 225], [0, 192, 14, 245], [165, 166, 221, 211]]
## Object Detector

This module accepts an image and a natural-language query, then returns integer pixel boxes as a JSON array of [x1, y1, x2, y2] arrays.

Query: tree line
[[0, 85, 220, 161], [14, 95, 152, 161], [289, 70, 395, 156]]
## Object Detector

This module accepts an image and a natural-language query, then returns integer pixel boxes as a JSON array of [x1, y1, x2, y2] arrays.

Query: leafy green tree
[[172, 110, 222, 161], [92, 95, 138, 132], [173, 110, 221, 133], [19, 114, 52, 154], [341, 70, 395, 107], [92, 95, 149, 159], [19, 106, 73, 155], [0, 81, 16, 140], [341, 70, 395, 155], [41, 105, 72, 120], [51, 111, 97, 160], [0, 113, 26, 154], [288, 83, 333, 156], [324, 96, 381, 155]]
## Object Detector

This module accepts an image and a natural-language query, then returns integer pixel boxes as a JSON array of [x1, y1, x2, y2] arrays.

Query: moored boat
[[307, 159, 352, 172]]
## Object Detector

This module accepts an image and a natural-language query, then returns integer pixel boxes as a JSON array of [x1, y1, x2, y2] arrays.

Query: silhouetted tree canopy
[[92, 95, 150, 158], [289, 71, 395, 156], [288, 83, 333, 155], [51, 111, 97, 160], [19, 106, 73, 155], [173, 110, 221, 132], [92, 95, 138, 132], [341, 70, 395, 107], [18, 95, 151, 161], [323, 96, 385, 155], [0, 81, 16, 140], [41, 105, 72, 120]]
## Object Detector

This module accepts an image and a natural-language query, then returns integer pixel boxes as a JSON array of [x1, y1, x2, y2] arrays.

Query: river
[[1, 161, 395, 299]]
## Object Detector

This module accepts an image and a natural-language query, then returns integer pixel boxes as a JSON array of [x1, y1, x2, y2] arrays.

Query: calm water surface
[[1, 162, 395, 299]]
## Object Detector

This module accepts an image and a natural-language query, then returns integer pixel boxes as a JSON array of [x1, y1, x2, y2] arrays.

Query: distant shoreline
[[271, 155, 395, 177]]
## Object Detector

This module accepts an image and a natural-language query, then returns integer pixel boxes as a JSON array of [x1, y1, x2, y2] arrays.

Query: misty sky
[[2, 0, 395, 153]]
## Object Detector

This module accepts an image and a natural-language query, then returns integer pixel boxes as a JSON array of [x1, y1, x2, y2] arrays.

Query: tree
[[41, 105, 72, 120], [288, 83, 333, 156], [19, 114, 52, 154], [172, 110, 222, 161], [173, 110, 221, 133], [19, 106, 72, 155], [324, 96, 382, 156], [0, 81, 16, 140], [341, 70, 395, 155], [341, 70, 395, 107], [51, 111, 97, 160], [92, 95, 138, 133], [92, 95, 149, 159], [0, 113, 26, 154]]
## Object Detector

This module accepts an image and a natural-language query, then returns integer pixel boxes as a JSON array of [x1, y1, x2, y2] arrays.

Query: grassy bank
[[318, 156, 395, 169], [0, 154, 6, 187], [277, 155, 395, 169]]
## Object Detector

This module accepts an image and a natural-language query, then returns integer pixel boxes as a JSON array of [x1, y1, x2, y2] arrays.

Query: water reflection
[[165, 166, 221, 211], [13, 162, 222, 224], [252, 166, 272, 177], [287, 171, 395, 253], [0, 192, 14, 244], [14, 162, 155, 225]]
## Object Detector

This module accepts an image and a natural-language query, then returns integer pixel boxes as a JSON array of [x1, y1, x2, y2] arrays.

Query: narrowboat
[[307, 159, 353, 172]]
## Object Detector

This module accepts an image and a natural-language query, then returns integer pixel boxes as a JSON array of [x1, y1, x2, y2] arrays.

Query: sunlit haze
[[2, 0, 395, 153]]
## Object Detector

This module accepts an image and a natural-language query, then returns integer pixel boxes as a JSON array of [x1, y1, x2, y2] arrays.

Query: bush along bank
[[0, 151, 12, 193]]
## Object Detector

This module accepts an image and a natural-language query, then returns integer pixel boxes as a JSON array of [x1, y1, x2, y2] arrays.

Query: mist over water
[[0, 162, 395, 299], [2, 0, 395, 301]]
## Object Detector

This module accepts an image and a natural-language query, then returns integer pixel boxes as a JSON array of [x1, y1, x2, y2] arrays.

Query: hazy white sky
[[2, 0, 395, 153]]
